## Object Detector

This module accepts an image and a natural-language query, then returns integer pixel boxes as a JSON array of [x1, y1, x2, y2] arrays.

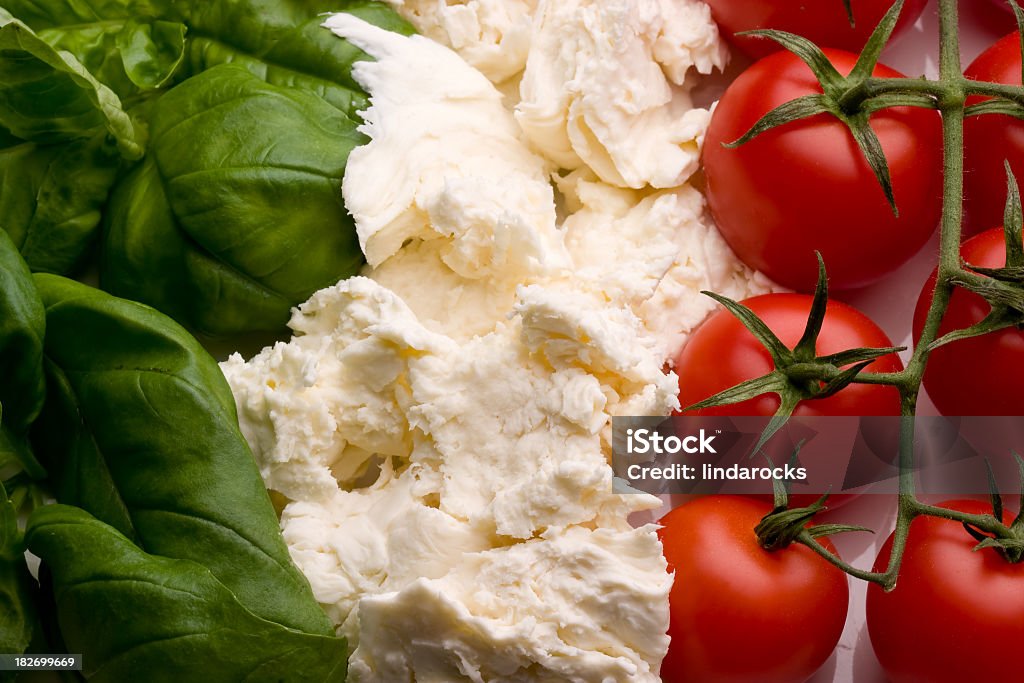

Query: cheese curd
[[382, 0, 536, 84], [338, 17, 566, 339], [385, 0, 727, 190], [222, 7, 771, 682], [224, 276, 672, 682], [516, 0, 727, 189]]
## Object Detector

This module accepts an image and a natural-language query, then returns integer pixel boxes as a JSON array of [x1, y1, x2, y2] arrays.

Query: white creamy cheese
[[382, 0, 536, 84], [552, 170, 773, 362], [223, 8, 771, 683], [224, 277, 671, 682], [517, 0, 727, 189], [336, 14, 566, 339]]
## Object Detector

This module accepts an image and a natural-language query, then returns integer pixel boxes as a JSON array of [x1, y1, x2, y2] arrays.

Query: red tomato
[[676, 293, 903, 416], [705, 0, 929, 60], [866, 500, 1024, 683], [659, 496, 849, 683], [971, 0, 1020, 35], [913, 228, 1024, 415], [703, 49, 943, 291], [963, 33, 1024, 237]]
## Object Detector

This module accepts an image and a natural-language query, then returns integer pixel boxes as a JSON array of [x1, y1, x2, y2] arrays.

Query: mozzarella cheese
[[224, 276, 673, 682], [516, 0, 727, 189], [222, 8, 770, 683], [382, 0, 537, 84], [338, 17, 566, 339]]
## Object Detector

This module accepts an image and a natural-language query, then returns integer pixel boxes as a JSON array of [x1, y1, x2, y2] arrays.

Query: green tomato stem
[[863, 77, 1024, 106], [788, 0, 1024, 585], [870, 0, 966, 588]]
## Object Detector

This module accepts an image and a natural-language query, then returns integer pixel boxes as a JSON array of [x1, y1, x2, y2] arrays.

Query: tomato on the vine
[[704, 0, 929, 60], [988, 0, 1014, 10], [866, 500, 1024, 683], [676, 293, 903, 416], [703, 49, 943, 292], [658, 496, 849, 683], [963, 32, 1024, 236], [913, 228, 1024, 415]]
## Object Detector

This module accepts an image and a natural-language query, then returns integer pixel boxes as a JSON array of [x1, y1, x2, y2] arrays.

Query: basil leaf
[[0, 0, 186, 29], [5, 0, 190, 99], [27, 505, 347, 683], [101, 64, 366, 335], [0, 17, 142, 158], [116, 18, 187, 90], [0, 132, 121, 275], [0, 230, 45, 436], [183, 0, 413, 117], [0, 481, 37, 663], [30, 275, 333, 635]]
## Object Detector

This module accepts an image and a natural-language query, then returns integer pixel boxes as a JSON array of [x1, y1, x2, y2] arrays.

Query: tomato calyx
[[966, 529, 1024, 564], [755, 498, 827, 551], [755, 450, 874, 552], [728, 0, 935, 214], [756, 500, 873, 552], [683, 254, 904, 451], [959, 454, 1024, 564], [841, 0, 856, 27], [938, 163, 1024, 349]]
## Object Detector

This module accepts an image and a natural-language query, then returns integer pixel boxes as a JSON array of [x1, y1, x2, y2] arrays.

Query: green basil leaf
[[183, 0, 414, 117], [0, 230, 45, 435], [0, 481, 37, 662], [0, 126, 20, 148], [116, 18, 187, 89], [101, 156, 293, 335], [34, 24, 137, 100], [30, 275, 333, 635], [0, 0, 187, 29], [102, 64, 365, 335], [33, 17, 188, 99], [0, 132, 121, 274], [3, 0, 190, 100], [27, 505, 347, 683], [0, 18, 142, 158], [0, 230, 47, 481]]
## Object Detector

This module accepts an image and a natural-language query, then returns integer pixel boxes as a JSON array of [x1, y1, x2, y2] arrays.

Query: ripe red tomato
[[704, 0, 929, 60], [676, 293, 903, 416], [963, 32, 1024, 237], [986, 0, 1016, 13], [658, 496, 849, 683], [971, 2, 1020, 36], [866, 500, 1024, 683], [703, 49, 943, 292], [913, 228, 1024, 415]]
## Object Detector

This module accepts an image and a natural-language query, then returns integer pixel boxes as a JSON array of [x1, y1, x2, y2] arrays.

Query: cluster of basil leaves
[[0, 0, 414, 680], [1, 0, 412, 337]]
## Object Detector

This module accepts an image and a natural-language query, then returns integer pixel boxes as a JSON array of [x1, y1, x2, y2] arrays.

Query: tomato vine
[[697, 0, 1024, 588]]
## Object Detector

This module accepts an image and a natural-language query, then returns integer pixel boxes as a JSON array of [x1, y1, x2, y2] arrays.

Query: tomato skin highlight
[[913, 228, 1024, 415], [703, 49, 942, 292], [675, 293, 903, 417], [963, 33, 1024, 237], [658, 496, 849, 683], [704, 0, 929, 61], [866, 500, 1024, 683]]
